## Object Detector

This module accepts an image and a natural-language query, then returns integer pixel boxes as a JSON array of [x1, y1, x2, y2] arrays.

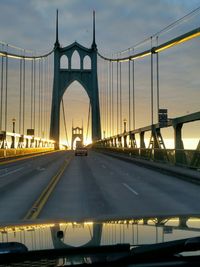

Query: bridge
[[0, 10, 199, 222]]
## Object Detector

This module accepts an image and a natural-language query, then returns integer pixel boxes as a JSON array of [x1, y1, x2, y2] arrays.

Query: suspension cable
[[0, 47, 55, 61], [106, 61, 109, 137], [116, 61, 119, 134], [47, 56, 51, 139], [5, 54, 8, 131], [86, 102, 91, 143], [22, 58, 25, 134], [111, 6, 200, 56], [109, 61, 111, 136], [0, 55, 4, 130], [111, 61, 114, 136], [19, 59, 22, 133], [98, 26, 200, 63], [150, 37, 154, 126], [38, 59, 41, 137], [119, 62, 122, 133], [33, 59, 36, 131], [128, 59, 131, 131], [104, 59, 107, 138], [156, 36, 160, 123], [61, 98, 69, 147], [132, 60, 135, 130], [31, 59, 33, 129], [41, 59, 44, 137], [44, 58, 47, 138]]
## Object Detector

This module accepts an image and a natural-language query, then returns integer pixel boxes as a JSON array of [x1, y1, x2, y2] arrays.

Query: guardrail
[[0, 148, 55, 159]]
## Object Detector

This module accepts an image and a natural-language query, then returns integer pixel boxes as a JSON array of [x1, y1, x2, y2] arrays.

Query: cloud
[[0, 0, 199, 140]]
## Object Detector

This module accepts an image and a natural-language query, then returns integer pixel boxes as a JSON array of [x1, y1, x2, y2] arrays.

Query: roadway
[[0, 150, 200, 222]]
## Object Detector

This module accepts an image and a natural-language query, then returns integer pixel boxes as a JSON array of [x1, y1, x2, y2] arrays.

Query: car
[[1, 215, 200, 266], [75, 146, 88, 156]]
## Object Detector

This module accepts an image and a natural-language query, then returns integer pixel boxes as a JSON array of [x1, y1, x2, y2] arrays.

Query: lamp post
[[103, 130, 105, 139], [123, 118, 127, 133], [123, 118, 127, 147], [11, 118, 16, 148], [12, 118, 16, 133]]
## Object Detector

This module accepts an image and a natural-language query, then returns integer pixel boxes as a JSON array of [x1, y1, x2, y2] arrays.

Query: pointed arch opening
[[71, 50, 81, 69], [60, 81, 91, 148], [83, 55, 91, 69], [60, 55, 68, 69]]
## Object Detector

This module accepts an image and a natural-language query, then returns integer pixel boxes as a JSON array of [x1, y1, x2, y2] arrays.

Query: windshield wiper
[[131, 236, 200, 256], [0, 243, 130, 265], [0, 237, 200, 266]]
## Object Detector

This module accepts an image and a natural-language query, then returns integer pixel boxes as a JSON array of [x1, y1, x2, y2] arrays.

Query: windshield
[[0, 0, 199, 255]]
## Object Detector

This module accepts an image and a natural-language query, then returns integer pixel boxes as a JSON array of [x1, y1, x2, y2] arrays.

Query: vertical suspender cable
[[61, 98, 69, 147], [5, 54, 8, 132], [150, 37, 154, 126], [119, 62, 122, 133], [47, 56, 50, 139], [102, 58, 105, 138], [132, 60, 135, 130], [33, 59, 36, 132], [41, 59, 43, 137], [19, 59, 22, 133], [31, 59, 33, 129], [116, 61, 119, 134], [43, 59, 45, 138], [0, 55, 4, 130], [86, 102, 91, 142], [109, 60, 111, 136], [22, 58, 25, 135], [111, 61, 114, 136], [44, 57, 48, 138], [128, 59, 131, 131], [104, 60, 107, 137], [99, 57, 102, 137], [45, 58, 48, 138], [106, 60, 109, 137], [38, 59, 41, 137], [156, 36, 160, 123]]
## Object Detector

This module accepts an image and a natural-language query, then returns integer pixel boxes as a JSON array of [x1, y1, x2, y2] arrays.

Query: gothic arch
[[71, 50, 81, 69], [60, 55, 68, 69], [83, 55, 91, 69]]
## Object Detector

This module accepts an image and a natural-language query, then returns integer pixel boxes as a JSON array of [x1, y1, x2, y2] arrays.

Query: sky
[[0, 0, 199, 148]]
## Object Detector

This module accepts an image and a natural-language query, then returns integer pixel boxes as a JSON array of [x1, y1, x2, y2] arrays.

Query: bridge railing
[[93, 146, 200, 169], [0, 147, 55, 159]]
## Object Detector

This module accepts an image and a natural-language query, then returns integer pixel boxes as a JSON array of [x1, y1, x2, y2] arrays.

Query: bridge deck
[[0, 151, 199, 222]]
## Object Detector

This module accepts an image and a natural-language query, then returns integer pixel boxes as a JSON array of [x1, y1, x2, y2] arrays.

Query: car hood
[[0, 214, 200, 251]]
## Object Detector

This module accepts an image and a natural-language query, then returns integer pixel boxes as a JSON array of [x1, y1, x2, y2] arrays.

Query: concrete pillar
[[114, 138, 117, 147], [173, 123, 187, 165], [124, 135, 127, 148], [140, 131, 145, 148], [11, 135, 15, 149], [0, 132, 6, 149], [118, 136, 122, 147], [26, 138, 29, 148], [139, 131, 145, 157]]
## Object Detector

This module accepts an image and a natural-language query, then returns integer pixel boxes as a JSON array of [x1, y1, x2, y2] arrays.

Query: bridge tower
[[71, 125, 83, 149], [50, 11, 101, 149]]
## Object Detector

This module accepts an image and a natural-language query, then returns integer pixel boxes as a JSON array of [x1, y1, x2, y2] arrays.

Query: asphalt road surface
[[0, 150, 200, 222], [40, 151, 200, 221]]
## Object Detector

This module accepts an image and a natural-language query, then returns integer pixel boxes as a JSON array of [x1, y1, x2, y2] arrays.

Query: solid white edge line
[[0, 166, 25, 177], [123, 183, 139, 196]]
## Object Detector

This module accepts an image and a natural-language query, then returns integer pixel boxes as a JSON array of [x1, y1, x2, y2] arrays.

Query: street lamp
[[12, 118, 16, 133], [103, 130, 105, 139], [123, 118, 127, 133], [11, 118, 16, 148]]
